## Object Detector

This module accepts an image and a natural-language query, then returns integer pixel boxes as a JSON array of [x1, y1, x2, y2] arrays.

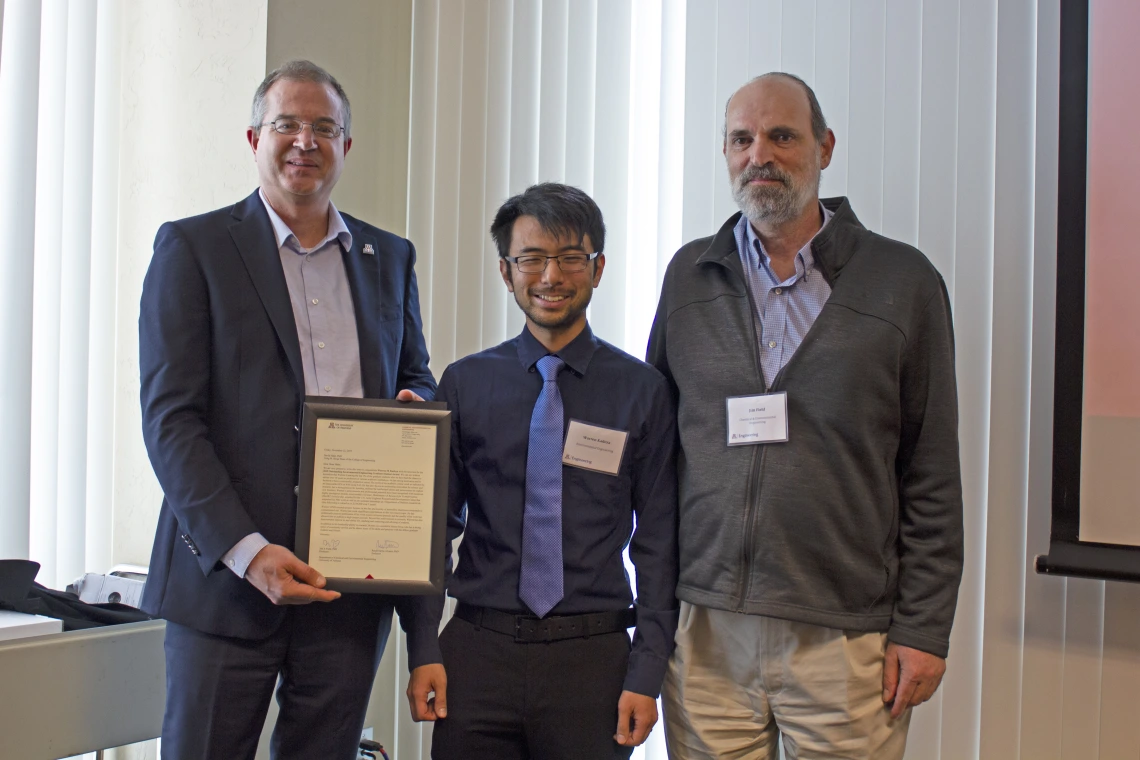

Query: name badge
[[726, 392, 789, 446], [562, 420, 629, 475]]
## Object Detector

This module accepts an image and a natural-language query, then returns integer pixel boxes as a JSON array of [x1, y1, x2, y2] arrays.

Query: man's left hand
[[406, 663, 447, 721], [882, 642, 946, 718], [614, 690, 657, 746], [396, 389, 425, 402]]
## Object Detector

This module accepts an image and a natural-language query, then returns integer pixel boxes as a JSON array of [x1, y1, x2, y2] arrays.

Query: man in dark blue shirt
[[406, 183, 679, 758]]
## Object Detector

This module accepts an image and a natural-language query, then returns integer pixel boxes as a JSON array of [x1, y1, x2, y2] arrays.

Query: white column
[[587, 0, 631, 348], [55, 0, 97, 584], [976, 0, 1037, 756], [563, 0, 596, 194], [679, 0, 716, 244], [940, 0, 999, 754], [846, 0, 887, 232], [426, 0, 463, 371], [407, 0, 439, 372], [481, 0, 513, 347], [655, 0, 685, 287], [455, 0, 491, 362], [537, 0, 567, 182], [85, 0, 122, 576], [29, 0, 66, 585], [1019, 2, 1067, 757], [623, 0, 663, 354], [0, 0, 41, 561]]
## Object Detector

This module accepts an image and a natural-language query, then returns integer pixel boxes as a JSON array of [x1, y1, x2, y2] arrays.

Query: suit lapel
[[340, 217, 386, 397], [229, 191, 304, 394]]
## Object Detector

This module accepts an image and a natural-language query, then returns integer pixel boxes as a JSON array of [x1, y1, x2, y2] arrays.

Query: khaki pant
[[662, 603, 910, 760]]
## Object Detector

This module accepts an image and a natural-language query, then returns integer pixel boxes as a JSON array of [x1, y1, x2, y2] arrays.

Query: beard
[[513, 286, 592, 332], [731, 163, 818, 226]]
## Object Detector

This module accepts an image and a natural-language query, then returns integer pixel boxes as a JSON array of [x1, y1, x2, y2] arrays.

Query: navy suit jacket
[[139, 190, 437, 643]]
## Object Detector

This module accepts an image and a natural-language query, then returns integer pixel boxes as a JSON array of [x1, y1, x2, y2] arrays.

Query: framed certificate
[[295, 397, 450, 594]]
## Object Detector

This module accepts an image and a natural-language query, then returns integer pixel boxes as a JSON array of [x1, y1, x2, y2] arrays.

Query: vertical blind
[[397, 1, 1140, 759], [2, 2, 1139, 759], [0, 0, 41, 569], [0, 0, 119, 591]]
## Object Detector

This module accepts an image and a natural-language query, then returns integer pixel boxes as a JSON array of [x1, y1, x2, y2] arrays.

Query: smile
[[533, 294, 569, 303]]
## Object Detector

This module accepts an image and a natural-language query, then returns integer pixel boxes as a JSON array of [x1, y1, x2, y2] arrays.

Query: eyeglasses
[[260, 118, 345, 139], [504, 252, 600, 274]]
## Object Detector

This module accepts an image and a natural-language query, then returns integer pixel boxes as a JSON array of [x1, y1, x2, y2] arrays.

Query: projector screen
[[1077, 0, 1140, 547], [1038, 0, 1140, 582]]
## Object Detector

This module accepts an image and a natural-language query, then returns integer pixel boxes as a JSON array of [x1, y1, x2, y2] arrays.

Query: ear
[[247, 127, 259, 156], [819, 128, 836, 170], [499, 258, 515, 293], [343, 136, 352, 157], [591, 253, 606, 288]]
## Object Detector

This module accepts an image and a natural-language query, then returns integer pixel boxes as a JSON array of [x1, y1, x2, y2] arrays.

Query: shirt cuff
[[403, 600, 446, 671], [406, 626, 444, 671], [622, 650, 670, 698], [221, 532, 270, 578]]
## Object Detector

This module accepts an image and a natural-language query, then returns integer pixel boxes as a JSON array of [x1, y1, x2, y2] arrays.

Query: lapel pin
[[362, 243, 375, 255]]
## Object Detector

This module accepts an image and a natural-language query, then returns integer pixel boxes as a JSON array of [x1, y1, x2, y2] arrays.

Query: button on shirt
[[261, 188, 364, 399], [429, 324, 680, 697], [221, 191, 365, 578], [734, 204, 834, 387]]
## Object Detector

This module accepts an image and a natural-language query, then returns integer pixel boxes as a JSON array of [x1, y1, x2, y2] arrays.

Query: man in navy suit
[[139, 60, 439, 759]]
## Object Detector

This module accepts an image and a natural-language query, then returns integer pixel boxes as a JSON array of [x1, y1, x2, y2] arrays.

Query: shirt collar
[[516, 321, 598, 377], [737, 201, 834, 275], [258, 188, 353, 254]]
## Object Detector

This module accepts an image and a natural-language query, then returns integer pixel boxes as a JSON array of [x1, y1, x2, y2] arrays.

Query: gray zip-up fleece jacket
[[647, 197, 963, 658]]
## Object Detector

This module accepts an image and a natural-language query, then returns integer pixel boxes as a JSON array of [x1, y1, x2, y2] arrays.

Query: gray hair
[[723, 72, 828, 144], [250, 59, 352, 138]]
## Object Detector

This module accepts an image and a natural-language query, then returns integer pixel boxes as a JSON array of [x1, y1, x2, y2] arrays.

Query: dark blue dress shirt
[[427, 323, 680, 697]]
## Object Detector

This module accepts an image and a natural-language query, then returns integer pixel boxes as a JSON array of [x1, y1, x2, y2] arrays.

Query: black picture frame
[[295, 397, 451, 594], [1036, 0, 1140, 583]]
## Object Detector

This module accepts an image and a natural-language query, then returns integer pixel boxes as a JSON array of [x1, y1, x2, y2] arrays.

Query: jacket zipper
[[706, 210, 839, 613], [709, 256, 768, 613]]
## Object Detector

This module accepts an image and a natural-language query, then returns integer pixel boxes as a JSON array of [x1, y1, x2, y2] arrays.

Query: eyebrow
[[517, 244, 587, 254], [728, 125, 801, 138], [273, 113, 339, 123]]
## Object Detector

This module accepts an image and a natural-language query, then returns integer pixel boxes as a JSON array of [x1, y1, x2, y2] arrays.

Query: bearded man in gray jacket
[[646, 72, 964, 759]]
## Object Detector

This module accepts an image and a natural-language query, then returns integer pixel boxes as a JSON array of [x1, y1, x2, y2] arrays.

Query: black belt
[[454, 602, 636, 643]]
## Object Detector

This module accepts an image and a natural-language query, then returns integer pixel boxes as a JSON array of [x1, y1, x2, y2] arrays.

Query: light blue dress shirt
[[222, 191, 365, 578], [734, 204, 835, 388]]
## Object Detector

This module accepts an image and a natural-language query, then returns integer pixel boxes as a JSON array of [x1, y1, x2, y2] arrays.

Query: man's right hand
[[244, 544, 341, 605], [406, 663, 448, 721]]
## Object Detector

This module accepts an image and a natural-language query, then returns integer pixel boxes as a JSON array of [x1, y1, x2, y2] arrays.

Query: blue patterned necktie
[[519, 354, 566, 618]]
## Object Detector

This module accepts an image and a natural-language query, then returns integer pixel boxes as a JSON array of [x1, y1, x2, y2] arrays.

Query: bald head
[[724, 73, 828, 145]]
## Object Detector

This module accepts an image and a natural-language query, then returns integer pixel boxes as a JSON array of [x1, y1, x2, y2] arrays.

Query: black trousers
[[431, 614, 635, 760], [161, 598, 391, 760]]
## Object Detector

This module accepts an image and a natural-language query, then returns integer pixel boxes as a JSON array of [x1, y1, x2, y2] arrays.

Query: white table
[[0, 620, 166, 760], [0, 610, 63, 642]]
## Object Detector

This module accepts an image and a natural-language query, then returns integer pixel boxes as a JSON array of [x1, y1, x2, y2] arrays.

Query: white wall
[[111, 0, 267, 567], [265, 0, 413, 235], [57, 0, 1140, 757]]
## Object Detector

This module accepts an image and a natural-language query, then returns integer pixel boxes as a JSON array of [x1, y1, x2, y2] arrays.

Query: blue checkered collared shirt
[[734, 205, 834, 388]]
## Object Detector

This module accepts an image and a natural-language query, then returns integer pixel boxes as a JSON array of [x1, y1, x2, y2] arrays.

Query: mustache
[[737, 164, 789, 186]]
